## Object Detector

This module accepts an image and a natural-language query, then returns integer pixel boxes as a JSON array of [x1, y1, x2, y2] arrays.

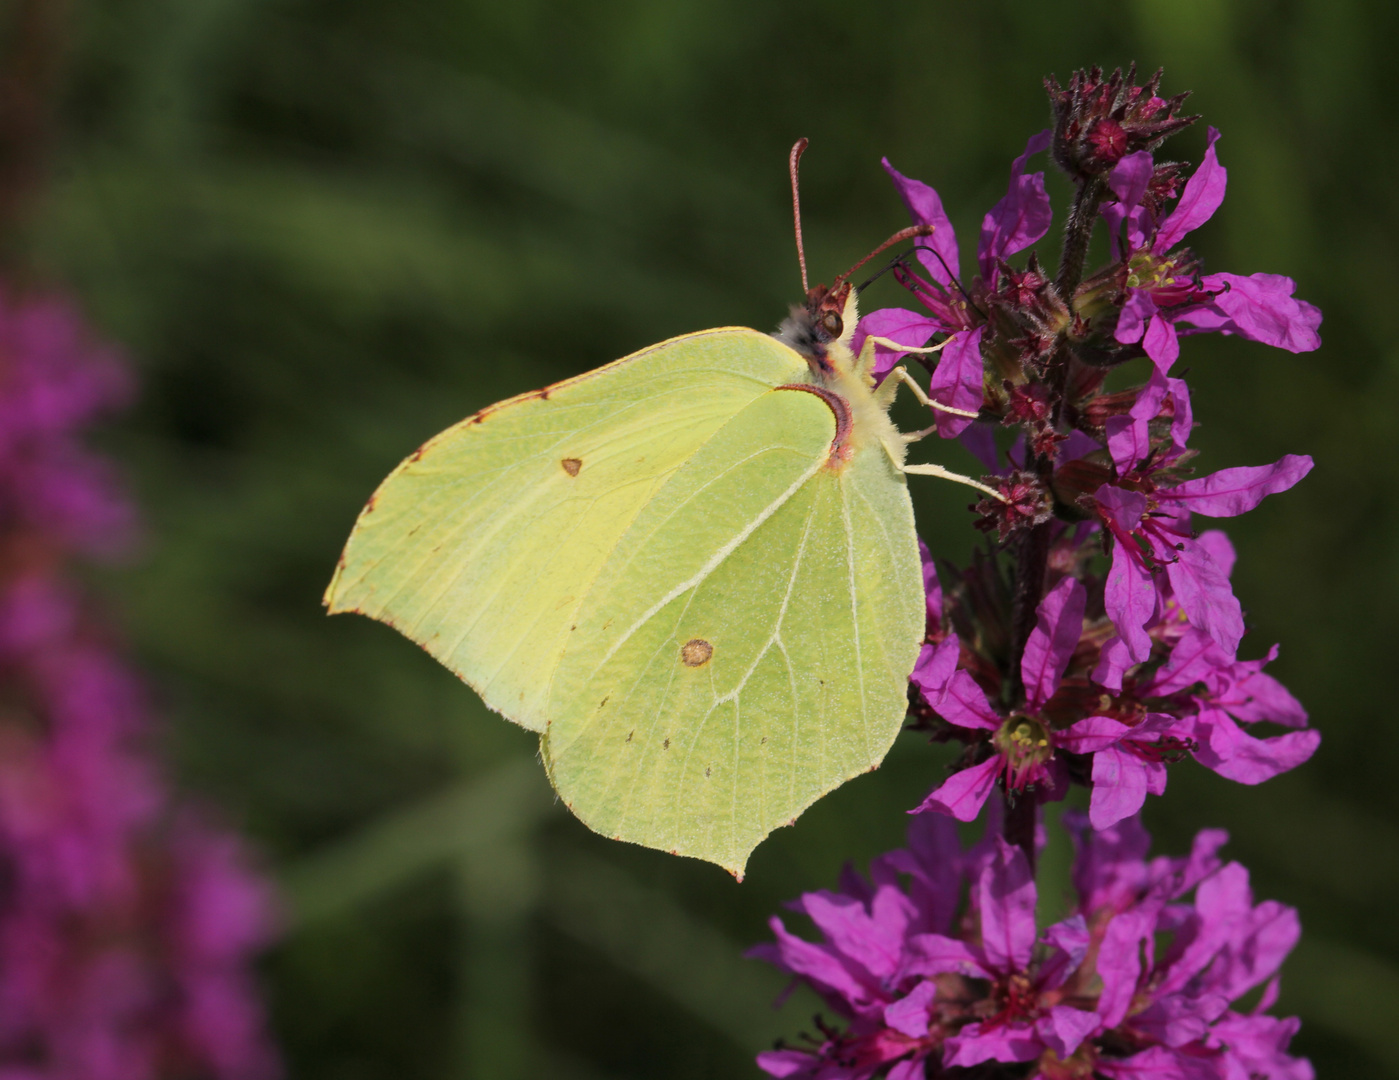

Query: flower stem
[[1003, 788, 1038, 873], [1003, 176, 1105, 862], [1054, 175, 1106, 301]]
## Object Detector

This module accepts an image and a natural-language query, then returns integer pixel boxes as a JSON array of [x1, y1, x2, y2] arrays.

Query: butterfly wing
[[324, 328, 808, 731], [543, 386, 923, 875]]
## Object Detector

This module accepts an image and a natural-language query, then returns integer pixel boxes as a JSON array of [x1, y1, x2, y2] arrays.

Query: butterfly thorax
[[773, 283, 907, 470]]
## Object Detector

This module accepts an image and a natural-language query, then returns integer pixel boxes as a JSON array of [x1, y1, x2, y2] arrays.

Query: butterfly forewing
[[324, 329, 808, 731]]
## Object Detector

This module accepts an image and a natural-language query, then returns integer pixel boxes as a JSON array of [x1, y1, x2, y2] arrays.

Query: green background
[[22, 0, 1396, 1075]]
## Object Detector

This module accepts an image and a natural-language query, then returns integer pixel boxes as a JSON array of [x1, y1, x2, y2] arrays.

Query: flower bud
[[1045, 65, 1197, 180]]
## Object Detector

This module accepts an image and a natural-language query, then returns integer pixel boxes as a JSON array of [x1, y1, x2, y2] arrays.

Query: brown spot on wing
[[680, 639, 713, 667], [561, 457, 582, 477]]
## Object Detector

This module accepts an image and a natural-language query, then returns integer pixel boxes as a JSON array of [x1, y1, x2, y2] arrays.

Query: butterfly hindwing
[[543, 387, 922, 874]]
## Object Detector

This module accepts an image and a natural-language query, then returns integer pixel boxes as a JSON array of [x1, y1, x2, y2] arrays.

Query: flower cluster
[[752, 813, 1310, 1080], [857, 69, 1320, 830], [758, 68, 1320, 1079], [0, 290, 280, 1079]]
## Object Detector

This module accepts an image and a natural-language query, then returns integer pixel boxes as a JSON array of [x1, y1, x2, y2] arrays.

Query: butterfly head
[[774, 281, 860, 379]]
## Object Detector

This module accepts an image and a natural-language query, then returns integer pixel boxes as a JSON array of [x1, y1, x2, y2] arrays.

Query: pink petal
[[1021, 577, 1087, 710], [1219, 901, 1301, 999], [1092, 635, 1133, 691], [978, 130, 1053, 281], [1164, 455, 1313, 518], [755, 1049, 817, 1077], [1142, 312, 1181, 372], [1089, 745, 1159, 829], [978, 837, 1037, 972], [1166, 542, 1244, 658], [927, 326, 985, 438], [1193, 709, 1320, 784], [918, 537, 943, 627], [1110, 150, 1154, 205], [853, 307, 948, 381], [1195, 529, 1236, 579], [1094, 487, 1156, 664], [754, 917, 874, 1007], [1150, 627, 1227, 695], [882, 157, 960, 285], [883, 980, 938, 1038], [1166, 376, 1194, 452], [1096, 1044, 1219, 1079], [1059, 715, 1130, 754], [899, 932, 992, 980], [958, 421, 1000, 470], [909, 635, 960, 704], [1096, 907, 1155, 1028], [1115, 288, 1156, 346], [1106, 370, 1171, 473], [913, 756, 999, 822], [1096, 482, 1148, 532], [1038, 915, 1091, 989], [886, 1059, 930, 1080], [1231, 668, 1308, 727], [1155, 127, 1226, 253], [1037, 1005, 1100, 1058], [936, 670, 1002, 731], [1196, 272, 1323, 353], [797, 887, 909, 980], [942, 1024, 1045, 1067]]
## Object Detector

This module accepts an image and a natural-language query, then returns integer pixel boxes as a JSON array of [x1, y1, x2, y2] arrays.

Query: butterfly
[[325, 141, 996, 876]]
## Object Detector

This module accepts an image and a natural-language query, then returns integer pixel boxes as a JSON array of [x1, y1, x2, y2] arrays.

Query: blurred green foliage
[[16, 0, 1396, 1075]]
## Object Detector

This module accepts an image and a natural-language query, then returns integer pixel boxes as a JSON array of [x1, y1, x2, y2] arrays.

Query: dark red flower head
[[1045, 65, 1197, 179]]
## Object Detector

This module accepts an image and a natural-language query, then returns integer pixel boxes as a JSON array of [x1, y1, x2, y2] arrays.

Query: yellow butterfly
[[326, 141, 995, 876]]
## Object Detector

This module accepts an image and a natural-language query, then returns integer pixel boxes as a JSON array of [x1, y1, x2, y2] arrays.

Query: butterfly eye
[[820, 311, 843, 337]]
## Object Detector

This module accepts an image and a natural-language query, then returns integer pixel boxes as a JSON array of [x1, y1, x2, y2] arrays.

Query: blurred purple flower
[[0, 288, 279, 1079]]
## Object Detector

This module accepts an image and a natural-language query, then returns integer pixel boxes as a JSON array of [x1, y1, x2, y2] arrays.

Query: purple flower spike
[[0, 288, 280, 1078]]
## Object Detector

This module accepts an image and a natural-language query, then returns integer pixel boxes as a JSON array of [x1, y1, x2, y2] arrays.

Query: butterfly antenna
[[789, 138, 810, 294], [835, 223, 936, 285], [856, 246, 923, 292]]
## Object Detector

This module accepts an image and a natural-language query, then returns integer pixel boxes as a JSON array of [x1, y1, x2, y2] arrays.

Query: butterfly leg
[[882, 366, 980, 443], [855, 333, 947, 383], [901, 462, 1006, 502]]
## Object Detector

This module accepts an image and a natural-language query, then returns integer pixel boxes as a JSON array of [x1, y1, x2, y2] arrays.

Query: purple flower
[[910, 574, 1202, 830], [1143, 628, 1320, 787], [1092, 451, 1313, 663], [850, 132, 1052, 435], [909, 577, 1082, 821], [910, 528, 1317, 829], [753, 814, 1311, 1080], [1098, 129, 1322, 372]]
